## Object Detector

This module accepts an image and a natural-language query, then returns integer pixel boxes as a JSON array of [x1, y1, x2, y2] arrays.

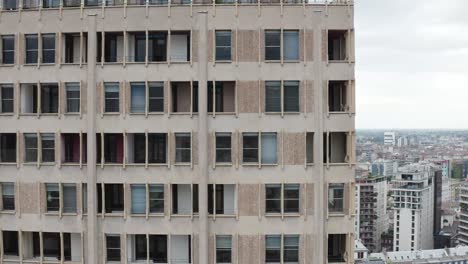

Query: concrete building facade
[[458, 183, 468, 245], [0, 0, 355, 263]]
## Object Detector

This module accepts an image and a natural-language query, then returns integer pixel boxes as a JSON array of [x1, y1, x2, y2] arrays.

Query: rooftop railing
[[0, 0, 352, 10]]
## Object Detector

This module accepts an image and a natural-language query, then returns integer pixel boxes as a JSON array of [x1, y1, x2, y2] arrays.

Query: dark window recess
[[132, 133, 145, 163], [306, 132, 314, 164], [283, 184, 299, 213], [42, 0, 60, 7], [25, 34, 38, 64], [135, 235, 147, 261], [0, 133, 16, 163], [1, 85, 14, 113], [148, 82, 164, 112], [215, 30, 231, 61], [328, 234, 346, 262], [265, 235, 281, 262], [41, 84, 59, 113], [97, 32, 123, 63], [328, 81, 347, 112], [104, 83, 120, 113], [106, 235, 121, 261], [41, 34, 56, 64], [328, 30, 347, 61], [149, 32, 167, 62], [149, 235, 167, 263], [215, 133, 231, 163], [2, 231, 19, 256], [66, 83, 80, 113], [149, 184, 164, 213], [98, 133, 123, 164], [175, 133, 191, 163], [265, 30, 280, 61], [208, 184, 224, 214], [43, 232, 61, 259], [41, 133, 55, 162], [1, 183, 15, 211], [242, 133, 258, 163], [207, 82, 224, 113], [216, 235, 232, 263], [134, 32, 146, 62], [1, 36, 15, 64], [265, 184, 281, 213], [171, 81, 198, 113], [46, 183, 60, 212], [148, 133, 167, 164], [99, 184, 124, 213]]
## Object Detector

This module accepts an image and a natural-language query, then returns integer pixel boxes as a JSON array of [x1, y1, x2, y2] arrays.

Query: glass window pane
[[284, 81, 299, 112], [265, 81, 281, 112], [131, 184, 146, 214], [283, 30, 299, 61], [62, 184, 77, 213], [261, 133, 277, 164], [130, 82, 145, 113]]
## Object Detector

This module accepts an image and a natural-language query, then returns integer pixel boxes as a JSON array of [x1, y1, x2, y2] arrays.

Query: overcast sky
[[355, 0, 468, 129]]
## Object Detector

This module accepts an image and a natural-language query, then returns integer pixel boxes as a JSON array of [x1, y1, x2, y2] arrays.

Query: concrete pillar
[[197, 11, 209, 264], [86, 14, 98, 264]]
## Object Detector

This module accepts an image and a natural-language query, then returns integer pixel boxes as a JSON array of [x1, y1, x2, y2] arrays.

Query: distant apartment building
[[458, 183, 468, 245], [356, 175, 388, 252], [384, 132, 396, 146], [0, 0, 356, 263], [396, 136, 408, 148], [391, 164, 434, 251], [371, 159, 395, 178]]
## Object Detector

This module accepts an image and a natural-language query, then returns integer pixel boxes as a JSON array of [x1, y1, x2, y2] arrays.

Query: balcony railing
[[0, 0, 352, 10]]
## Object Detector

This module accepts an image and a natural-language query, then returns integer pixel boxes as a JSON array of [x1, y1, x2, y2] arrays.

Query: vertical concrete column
[[86, 14, 98, 264], [197, 11, 209, 264]]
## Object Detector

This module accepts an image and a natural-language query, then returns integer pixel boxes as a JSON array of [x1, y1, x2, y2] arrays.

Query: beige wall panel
[[124, 183, 131, 215], [299, 29, 305, 61], [192, 30, 199, 63], [208, 234, 214, 264], [238, 184, 259, 216], [237, 81, 259, 113], [207, 30, 213, 63], [322, 29, 327, 62], [193, 233, 199, 264], [305, 29, 314, 61], [96, 82, 102, 114], [81, 81, 87, 114], [284, 132, 305, 165], [19, 182, 40, 214], [164, 81, 169, 114], [238, 235, 259, 264], [192, 132, 198, 165], [305, 234, 314, 263], [237, 30, 259, 62], [306, 80, 314, 113], [306, 183, 314, 216]]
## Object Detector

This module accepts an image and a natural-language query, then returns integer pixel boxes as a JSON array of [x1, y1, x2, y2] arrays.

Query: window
[[97, 133, 124, 163], [243, 132, 279, 164], [131, 32, 146, 63], [266, 184, 299, 214], [66, 83, 80, 113], [24, 133, 38, 162], [97, 32, 124, 63], [104, 83, 120, 113], [0, 85, 14, 113], [149, 82, 164, 112], [131, 184, 146, 214], [265, 30, 280, 61], [171, 81, 198, 113], [62, 133, 84, 163], [328, 81, 347, 112], [208, 184, 236, 215], [106, 235, 121, 261], [63, 33, 84, 63], [328, 30, 347, 61], [2, 0, 18, 10], [208, 81, 235, 113], [1, 183, 15, 211], [265, 30, 299, 61], [328, 234, 346, 262], [42, 0, 60, 8], [98, 184, 124, 214], [0, 133, 16, 163], [149, 235, 167, 262], [130, 82, 145, 113], [216, 235, 232, 263], [215, 132, 231, 163], [170, 32, 190, 62], [62, 184, 77, 213], [266, 235, 299, 264], [324, 132, 348, 163], [149, 184, 164, 213], [41, 83, 59, 113], [25, 34, 38, 64], [20, 83, 37, 114], [1, 35, 15, 65], [265, 184, 281, 213], [171, 184, 198, 215], [215, 30, 231, 61], [41, 133, 55, 162], [46, 183, 60, 212], [175, 133, 191, 163], [284, 184, 300, 213], [283, 235, 299, 262], [134, 235, 147, 261], [42, 232, 61, 259], [265, 81, 299, 113], [306, 132, 314, 164], [148, 32, 167, 62], [328, 183, 344, 213], [2, 231, 19, 256], [283, 30, 299, 61], [148, 133, 167, 164], [128, 133, 145, 164], [41, 34, 56, 64]]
